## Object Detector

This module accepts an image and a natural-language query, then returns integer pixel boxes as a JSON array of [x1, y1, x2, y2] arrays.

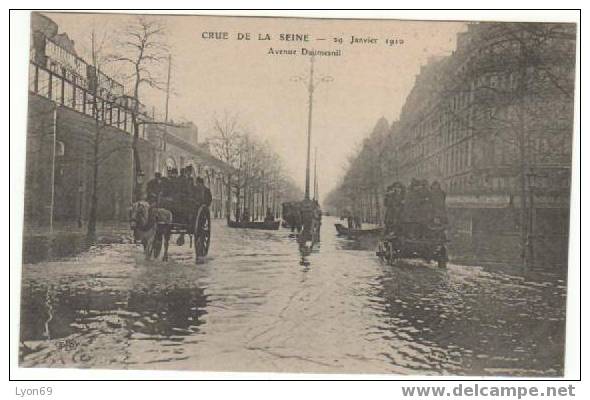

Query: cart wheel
[[194, 206, 211, 262], [437, 246, 447, 268]]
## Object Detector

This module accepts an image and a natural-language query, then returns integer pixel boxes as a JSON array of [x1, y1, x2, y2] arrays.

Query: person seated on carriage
[[183, 165, 195, 186], [384, 182, 405, 236], [159, 167, 180, 216], [403, 178, 432, 239], [146, 172, 166, 206]]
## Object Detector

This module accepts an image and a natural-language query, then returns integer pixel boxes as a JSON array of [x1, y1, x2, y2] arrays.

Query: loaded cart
[[376, 220, 449, 268]]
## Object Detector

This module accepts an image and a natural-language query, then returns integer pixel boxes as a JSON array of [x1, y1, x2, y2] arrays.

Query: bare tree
[[108, 16, 169, 200], [84, 29, 133, 240], [209, 111, 242, 222], [209, 112, 301, 222]]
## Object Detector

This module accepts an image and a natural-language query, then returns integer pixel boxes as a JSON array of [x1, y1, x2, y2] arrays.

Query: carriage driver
[[384, 182, 405, 235], [146, 172, 166, 206]]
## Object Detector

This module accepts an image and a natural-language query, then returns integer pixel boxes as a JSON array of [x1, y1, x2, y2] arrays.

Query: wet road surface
[[19, 217, 567, 375]]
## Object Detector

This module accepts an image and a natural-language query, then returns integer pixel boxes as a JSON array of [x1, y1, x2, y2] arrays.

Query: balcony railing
[[28, 32, 153, 138], [29, 59, 145, 137]]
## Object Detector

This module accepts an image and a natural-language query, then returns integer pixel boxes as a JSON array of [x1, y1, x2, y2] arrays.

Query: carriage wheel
[[194, 206, 211, 262]]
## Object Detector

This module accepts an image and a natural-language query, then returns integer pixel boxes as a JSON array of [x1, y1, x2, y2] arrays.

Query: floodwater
[[19, 217, 567, 376]]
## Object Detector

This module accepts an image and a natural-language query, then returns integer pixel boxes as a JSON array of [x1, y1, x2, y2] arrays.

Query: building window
[[37, 68, 50, 98], [51, 75, 62, 103], [85, 93, 95, 117], [105, 103, 112, 125], [63, 80, 74, 108], [165, 157, 177, 173], [112, 107, 120, 126], [72, 87, 80, 113]]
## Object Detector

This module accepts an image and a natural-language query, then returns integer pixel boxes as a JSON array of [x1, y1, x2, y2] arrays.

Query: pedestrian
[[344, 207, 354, 230], [160, 168, 179, 219]]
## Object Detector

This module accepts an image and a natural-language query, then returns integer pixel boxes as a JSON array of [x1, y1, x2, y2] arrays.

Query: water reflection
[[20, 259, 209, 367], [372, 263, 566, 376], [19, 218, 567, 375]]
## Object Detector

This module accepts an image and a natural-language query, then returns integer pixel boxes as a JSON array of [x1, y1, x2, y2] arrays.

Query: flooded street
[[19, 217, 566, 376]]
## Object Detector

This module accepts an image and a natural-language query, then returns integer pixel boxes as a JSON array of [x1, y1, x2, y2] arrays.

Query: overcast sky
[[45, 12, 467, 197]]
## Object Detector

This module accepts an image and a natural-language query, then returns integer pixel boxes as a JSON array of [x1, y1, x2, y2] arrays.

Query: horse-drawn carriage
[[130, 193, 211, 264], [376, 179, 449, 268], [376, 220, 448, 268]]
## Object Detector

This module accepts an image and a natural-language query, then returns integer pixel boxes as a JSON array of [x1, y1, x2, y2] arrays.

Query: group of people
[[383, 178, 447, 238], [341, 209, 362, 230], [235, 206, 276, 223], [144, 165, 212, 225]]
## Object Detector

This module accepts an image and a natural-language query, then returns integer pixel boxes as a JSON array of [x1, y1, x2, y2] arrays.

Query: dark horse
[[282, 201, 303, 233], [129, 201, 173, 261]]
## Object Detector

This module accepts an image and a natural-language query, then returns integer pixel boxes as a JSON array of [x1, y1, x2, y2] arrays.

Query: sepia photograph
[[15, 10, 578, 377]]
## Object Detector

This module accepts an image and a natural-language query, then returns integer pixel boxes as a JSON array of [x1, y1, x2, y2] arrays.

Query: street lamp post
[[304, 57, 315, 200], [292, 55, 333, 200]]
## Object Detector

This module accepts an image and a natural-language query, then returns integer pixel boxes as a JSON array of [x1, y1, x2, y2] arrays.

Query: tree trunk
[[225, 174, 232, 223], [131, 68, 142, 202], [516, 37, 531, 268], [87, 117, 100, 241]]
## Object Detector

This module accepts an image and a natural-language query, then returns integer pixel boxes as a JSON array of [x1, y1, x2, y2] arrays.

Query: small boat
[[228, 220, 281, 230], [335, 223, 349, 235], [334, 223, 382, 238]]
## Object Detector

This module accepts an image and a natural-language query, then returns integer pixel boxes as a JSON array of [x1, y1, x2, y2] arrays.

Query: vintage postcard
[[17, 11, 577, 376]]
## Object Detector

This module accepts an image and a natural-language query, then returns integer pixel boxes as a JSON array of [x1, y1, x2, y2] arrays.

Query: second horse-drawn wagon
[[376, 179, 449, 268], [376, 220, 448, 268]]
